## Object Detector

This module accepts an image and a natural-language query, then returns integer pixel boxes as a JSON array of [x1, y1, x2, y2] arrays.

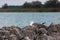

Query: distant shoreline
[[0, 8, 60, 12]]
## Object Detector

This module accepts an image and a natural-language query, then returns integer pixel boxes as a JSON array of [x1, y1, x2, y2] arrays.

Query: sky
[[0, 0, 60, 7]]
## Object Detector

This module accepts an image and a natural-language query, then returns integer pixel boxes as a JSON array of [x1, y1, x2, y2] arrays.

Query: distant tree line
[[2, 0, 60, 9], [2, 3, 8, 9]]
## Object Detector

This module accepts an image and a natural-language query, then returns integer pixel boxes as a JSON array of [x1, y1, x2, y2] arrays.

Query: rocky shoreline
[[0, 22, 60, 40]]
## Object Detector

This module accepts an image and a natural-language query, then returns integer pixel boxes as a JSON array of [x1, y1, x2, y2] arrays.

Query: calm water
[[0, 12, 60, 27]]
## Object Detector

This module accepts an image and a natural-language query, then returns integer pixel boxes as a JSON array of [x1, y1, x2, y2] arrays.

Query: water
[[0, 12, 60, 27]]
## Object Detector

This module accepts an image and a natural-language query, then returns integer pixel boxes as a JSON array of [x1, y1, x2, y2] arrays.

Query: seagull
[[29, 21, 34, 26]]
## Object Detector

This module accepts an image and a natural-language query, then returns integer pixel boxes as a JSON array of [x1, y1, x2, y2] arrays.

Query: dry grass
[[0, 8, 60, 12]]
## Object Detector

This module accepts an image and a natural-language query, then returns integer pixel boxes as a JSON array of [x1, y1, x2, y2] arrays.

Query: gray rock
[[0, 23, 60, 40]]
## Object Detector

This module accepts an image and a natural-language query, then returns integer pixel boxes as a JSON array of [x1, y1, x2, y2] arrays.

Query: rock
[[35, 28, 48, 40], [38, 28, 47, 34], [47, 22, 60, 40], [0, 26, 22, 40], [0, 22, 60, 40], [20, 30, 35, 40], [23, 23, 47, 35], [47, 22, 60, 36], [9, 34, 18, 40], [22, 36, 31, 40]]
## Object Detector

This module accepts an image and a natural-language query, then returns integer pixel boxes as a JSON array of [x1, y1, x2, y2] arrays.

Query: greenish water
[[0, 12, 60, 27]]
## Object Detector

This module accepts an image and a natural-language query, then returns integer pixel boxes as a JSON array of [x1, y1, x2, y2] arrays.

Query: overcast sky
[[0, 0, 60, 7]]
